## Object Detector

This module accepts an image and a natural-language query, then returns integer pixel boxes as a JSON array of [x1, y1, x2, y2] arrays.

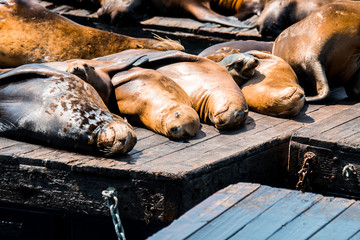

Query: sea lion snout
[[271, 86, 305, 117], [165, 108, 200, 140], [96, 120, 137, 156], [213, 107, 249, 130]]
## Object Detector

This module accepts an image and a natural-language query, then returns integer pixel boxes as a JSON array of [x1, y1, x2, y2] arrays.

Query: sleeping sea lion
[[0, 0, 183, 68], [272, 1, 360, 101], [95, 0, 264, 28], [257, 0, 338, 38], [0, 64, 137, 156], [204, 50, 305, 117], [240, 51, 305, 117], [95, 49, 249, 130], [112, 67, 200, 139]]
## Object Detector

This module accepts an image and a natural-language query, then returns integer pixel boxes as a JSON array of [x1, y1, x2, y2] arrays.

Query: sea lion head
[[163, 105, 200, 140], [207, 90, 249, 130], [96, 119, 137, 156], [218, 53, 260, 86]]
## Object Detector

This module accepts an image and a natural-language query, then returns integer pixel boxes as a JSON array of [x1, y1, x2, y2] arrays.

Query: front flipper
[[183, 0, 254, 28]]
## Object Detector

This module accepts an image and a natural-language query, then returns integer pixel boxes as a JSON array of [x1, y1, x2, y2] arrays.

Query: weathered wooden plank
[[130, 115, 287, 174], [228, 191, 323, 240], [0, 137, 20, 149], [267, 197, 355, 240], [0, 142, 43, 157], [133, 127, 156, 140], [120, 123, 222, 165], [147, 183, 261, 240], [314, 116, 360, 143], [349, 230, 360, 240], [292, 103, 360, 141], [309, 201, 360, 240], [186, 186, 292, 240]]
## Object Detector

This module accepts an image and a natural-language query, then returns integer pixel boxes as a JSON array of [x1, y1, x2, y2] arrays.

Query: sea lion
[[0, 64, 137, 156], [95, 0, 264, 28], [198, 40, 274, 60], [257, 0, 338, 38], [0, 0, 183, 68], [240, 51, 305, 117], [272, 1, 360, 101], [112, 67, 200, 139], [95, 49, 249, 130], [203, 50, 305, 117]]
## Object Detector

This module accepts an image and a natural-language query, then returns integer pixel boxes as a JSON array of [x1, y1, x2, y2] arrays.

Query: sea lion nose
[[97, 121, 137, 156]]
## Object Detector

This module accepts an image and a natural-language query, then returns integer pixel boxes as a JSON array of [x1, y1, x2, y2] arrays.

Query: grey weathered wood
[[267, 197, 355, 239], [147, 183, 261, 240], [309, 201, 360, 240], [228, 191, 323, 239], [186, 185, 292, 240], [151, 183, 360, 240]]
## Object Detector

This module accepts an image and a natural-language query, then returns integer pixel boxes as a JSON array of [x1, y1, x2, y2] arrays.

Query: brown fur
[[0, 0, 183, 68]]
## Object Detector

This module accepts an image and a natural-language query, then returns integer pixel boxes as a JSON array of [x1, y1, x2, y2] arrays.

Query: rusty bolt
[[330, 175, 336, 182]]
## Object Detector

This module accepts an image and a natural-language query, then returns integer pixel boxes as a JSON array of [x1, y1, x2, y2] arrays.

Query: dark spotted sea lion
[[257, 0, 337, 38], [273, 1, 360, 101], [95, 49, 249, 130], [112, 67, 200, 139], [0, 64, 137, 156], [0, 0, 183, 68]]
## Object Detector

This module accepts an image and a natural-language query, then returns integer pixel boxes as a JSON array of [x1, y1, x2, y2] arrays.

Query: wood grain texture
[[151, 183, 360, 240]]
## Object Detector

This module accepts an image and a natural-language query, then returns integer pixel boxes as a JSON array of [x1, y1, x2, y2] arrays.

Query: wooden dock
[[149, 182, 360, 240], [1, 2, 360, 239], [0, 88, 357, 237]]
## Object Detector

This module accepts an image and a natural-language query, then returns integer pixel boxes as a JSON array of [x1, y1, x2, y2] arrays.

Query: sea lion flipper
[[183, 0, 251, 28], [305, 61, 330, 102], [0, 64, 67, 84]]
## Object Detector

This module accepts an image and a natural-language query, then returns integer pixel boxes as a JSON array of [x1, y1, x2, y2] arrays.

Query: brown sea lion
[[240, 51, 305, 117], [257, 0, 338, 38], [95, 0, 264, 27], [0, 64, 137, 156], [112, 67, 200, 139], [95, 49, 249, 130], [204, 50, 305, 117], [272, 1, 360, 101], [0, 0, 183, 68]]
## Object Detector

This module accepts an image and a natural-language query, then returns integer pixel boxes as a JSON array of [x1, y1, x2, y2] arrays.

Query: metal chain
[[102, 187, 126, 240], [296, 152, 316, 192]]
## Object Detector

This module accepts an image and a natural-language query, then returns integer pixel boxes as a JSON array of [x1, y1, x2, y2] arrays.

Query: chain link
[[102, 187, 126, 240], [296, 152, 316, 192]]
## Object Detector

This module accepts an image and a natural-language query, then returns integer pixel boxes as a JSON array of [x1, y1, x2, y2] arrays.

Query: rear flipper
[[183, 0, 254, 28], [304, 61, 330, 102]]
